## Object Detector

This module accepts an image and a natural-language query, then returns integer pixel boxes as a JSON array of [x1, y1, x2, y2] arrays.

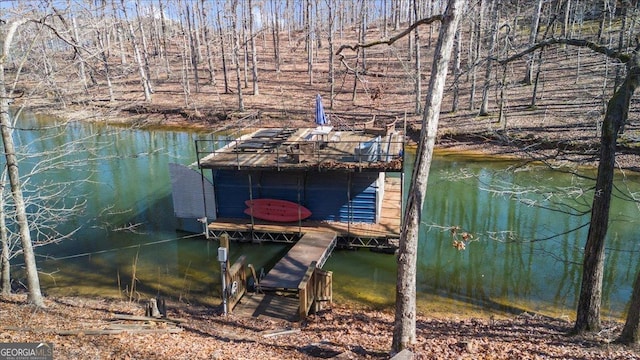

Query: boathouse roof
[[195, 123, 404, 172]]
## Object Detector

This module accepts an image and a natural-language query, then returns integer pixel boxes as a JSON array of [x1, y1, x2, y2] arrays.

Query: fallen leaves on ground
[[1, 294, 639, 359]]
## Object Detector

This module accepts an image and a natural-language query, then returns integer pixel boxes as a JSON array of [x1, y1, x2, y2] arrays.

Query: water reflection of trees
[[417, 158, 640, 317]]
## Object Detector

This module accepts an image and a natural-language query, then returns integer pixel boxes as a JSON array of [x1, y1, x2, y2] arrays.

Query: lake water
[[7, 112, 640, 319]]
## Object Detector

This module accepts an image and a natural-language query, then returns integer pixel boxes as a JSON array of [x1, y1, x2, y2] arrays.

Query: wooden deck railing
[[226, 255, 247, 313], [196, 137, 404, 172], [298, 261, 333, 321]]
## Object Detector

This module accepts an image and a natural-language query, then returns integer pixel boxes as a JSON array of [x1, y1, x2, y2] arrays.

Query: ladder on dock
[[259, 231, 336, 292]]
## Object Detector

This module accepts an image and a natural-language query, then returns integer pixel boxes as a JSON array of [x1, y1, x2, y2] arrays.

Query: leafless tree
[[478, 0, 497, 116], [249, 0, 259, 95], [392, 0, 466, 351], [327, 0, 336, 108], [230, 0, 245, 111], [270, 0, 282, 73], [523, 0, 542, 85], [216, 0, 230, 94], [120, 0, 152, 102], [413, 0, 422, 115], [0, 18, 45, 307]]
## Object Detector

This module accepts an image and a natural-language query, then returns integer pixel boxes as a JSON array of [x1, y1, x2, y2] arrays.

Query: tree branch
[[499, 38, 632, 65], [336, 15, 443, 56]]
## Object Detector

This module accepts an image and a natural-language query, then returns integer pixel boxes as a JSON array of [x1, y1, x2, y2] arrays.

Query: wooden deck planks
[[232, 293, 300, 321], [198, 128, 403, 171], [259, 231, 336, 291]]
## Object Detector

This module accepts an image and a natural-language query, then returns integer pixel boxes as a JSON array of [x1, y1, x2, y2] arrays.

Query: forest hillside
[[4, 0, 639, 169]]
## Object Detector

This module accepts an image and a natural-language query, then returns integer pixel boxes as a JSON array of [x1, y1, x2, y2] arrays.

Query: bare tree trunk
[[122, 0, 152, 102], [498, 23, 511, 128], [406, 1, 413, 62], [0, 19, 44, 307], [186, 5, 201, 93], [383, 0, 388, 37], [393, 0, 400, 30], [0, 172, 9, 295], [249, 0, 259, 95], [242, 3, 249, 89], [469, 0, 483, 110], [479, 0, 498, 116], [271, 0, 281, 73], [193, 4, 203, 62], [618, 262, 640, 344], [360, 0, 368, 72], [231, 0, 245, 111], [71, 15, 89, 93], [562, 0, 572, 38], [112, 0, 127, 65], [452, 29, 461, 112], [180, 24, 191, 106], [159, 0, 172, 79], [597, 0, 608, 42], [217, 1, 230, 94], [351, 52, 361, 102], [96, 29, 115, 102], [392, 0, 466, 352], [531, 14, 554, 108], [574, 50, 640, 335], [200, 0, 216, 85], [413, 0, 422, 115], [328, 0, 335, 108], [614, 5, 628, 92], [149, 2, 162, 57], [306, 0, 314, 85], [134, 0, 154, 91], [524, 0, 542, 85]]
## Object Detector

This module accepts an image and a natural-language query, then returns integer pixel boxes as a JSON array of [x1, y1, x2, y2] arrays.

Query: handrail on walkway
[[298, 261, 333, 321], [226, 255, 247, 314]]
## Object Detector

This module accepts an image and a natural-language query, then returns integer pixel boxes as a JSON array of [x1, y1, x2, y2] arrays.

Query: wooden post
[[313, 269, 333, 313], [145, 298, 161, 317], [298, 261, 317, 321], [220, 233, 230, 280]]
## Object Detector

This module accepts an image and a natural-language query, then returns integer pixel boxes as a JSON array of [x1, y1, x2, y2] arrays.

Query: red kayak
[[245, 199, 312, 222]]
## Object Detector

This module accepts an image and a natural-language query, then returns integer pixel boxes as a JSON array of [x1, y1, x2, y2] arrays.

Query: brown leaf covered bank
[[1, 295, 638, 359]]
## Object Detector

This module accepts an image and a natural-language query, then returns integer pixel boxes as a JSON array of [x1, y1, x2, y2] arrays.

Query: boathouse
[[169, 116, 404, 319], [170, 118, 404, 249]]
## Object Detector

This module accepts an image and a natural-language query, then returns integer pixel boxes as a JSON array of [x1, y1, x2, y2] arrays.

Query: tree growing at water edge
[[392, 0, 466, 351], [0, 18, 44, 307], [495, 30, 640, 334], [619, 250, 640, 344], [576, 45, 640, 335], [338, 0, 466, 351]]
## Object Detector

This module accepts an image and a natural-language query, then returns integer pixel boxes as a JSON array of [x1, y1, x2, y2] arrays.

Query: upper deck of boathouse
[[194, 124, 404, 172]]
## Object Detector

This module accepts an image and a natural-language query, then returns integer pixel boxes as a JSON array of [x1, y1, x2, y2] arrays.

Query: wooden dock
[[259, 231, 336, 291]]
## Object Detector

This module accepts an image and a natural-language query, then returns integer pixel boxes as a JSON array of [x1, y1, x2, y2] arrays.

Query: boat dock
[[225, 230, 336, 321], [174, 121, 406, 321], [259, 231, 336, 292]]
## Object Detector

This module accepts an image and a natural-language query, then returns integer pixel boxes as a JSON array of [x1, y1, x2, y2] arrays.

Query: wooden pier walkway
[[259, 231, 336, 292]]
